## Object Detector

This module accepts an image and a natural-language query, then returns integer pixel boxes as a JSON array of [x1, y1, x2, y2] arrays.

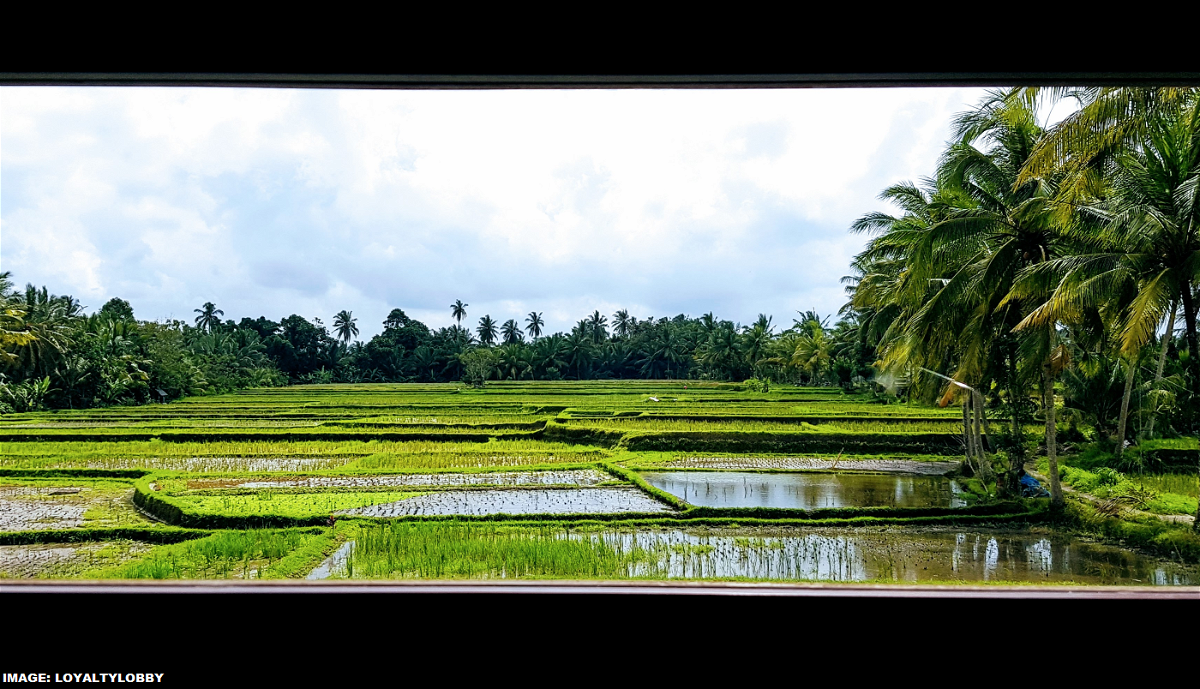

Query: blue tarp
[[1020, 473, 1050, 498]]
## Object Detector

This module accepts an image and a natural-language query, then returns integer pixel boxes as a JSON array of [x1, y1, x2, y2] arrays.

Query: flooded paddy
[[0, 540, 153, 578], [195, 469, 612, 490], [0, 498, 86, 531], [317, 524, 1198, 585], [0, 483, 150, 531], [664, 457, 960, 475], [596, 527, 1198, 584], [339, 487, 672, 517], [642, 471, 966, 509]]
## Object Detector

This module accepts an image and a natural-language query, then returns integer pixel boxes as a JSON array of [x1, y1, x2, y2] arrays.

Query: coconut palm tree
[[792, 323, 832, 384], [848, 90, 1070, 502], [496, 343, 533, 380], [613, 310, 632, 338], [476, 315, 498, 346], [193, 302, 224, 334], [0, 272, 35, 368], [640, 326, 687, 379], [501, 319, 524, 345], [451, 300, 468, 325], [742, 320, 773, 378], [588, 310, 608, 344], [1019, 87, 1200, 193], [333, 310, 359, 344], [533, 333, 569, 377], [525, 312, 544, 340], [565, 330, 594, 379], [8, 285, 80, 380], [1014, 97, 1200, 460], [411, 346, 437, 382], [695, 323, 741, 379], [753, 314, 774, 334]]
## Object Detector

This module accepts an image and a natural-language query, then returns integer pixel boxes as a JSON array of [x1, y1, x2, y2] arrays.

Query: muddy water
[[641, 471, 966, 509], [585, 527, 1197, 584], [306, 541, 354, 580]]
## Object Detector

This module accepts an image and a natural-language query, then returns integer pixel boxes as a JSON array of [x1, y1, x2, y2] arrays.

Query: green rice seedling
[[344, 521, 666, 579], [1134, 474, 1200, 499], [0, 438, 600, 472], [87, 529, 324, 579]]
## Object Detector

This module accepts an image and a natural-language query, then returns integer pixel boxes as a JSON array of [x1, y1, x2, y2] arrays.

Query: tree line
[[0, 275, 876, 412]]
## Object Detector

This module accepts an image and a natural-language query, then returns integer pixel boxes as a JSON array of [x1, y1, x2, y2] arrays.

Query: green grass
[[85, 529, 326, 579], [1046, 462, 1199, 516], [1135, 473, 1200, 499], [343, 521, 665, 579], [0, 438, 600, 473]]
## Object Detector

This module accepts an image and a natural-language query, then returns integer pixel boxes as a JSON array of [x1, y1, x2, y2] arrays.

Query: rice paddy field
[[2, 381, 1197, 586]]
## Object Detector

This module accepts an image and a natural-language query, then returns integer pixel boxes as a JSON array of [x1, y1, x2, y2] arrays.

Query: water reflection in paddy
[[310, 525, 1198, 585], [584, 528, 1196, 584], [641, 471, 967, 509]]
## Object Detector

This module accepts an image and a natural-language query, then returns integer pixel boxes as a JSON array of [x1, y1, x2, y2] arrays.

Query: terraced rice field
[[2, 381, 1195, 585]]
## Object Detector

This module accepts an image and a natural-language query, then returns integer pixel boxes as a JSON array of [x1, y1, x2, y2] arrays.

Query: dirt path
[[1028, 466, 1196, 526]]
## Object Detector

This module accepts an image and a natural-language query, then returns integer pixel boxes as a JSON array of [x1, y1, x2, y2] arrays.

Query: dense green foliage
[[0, 284, 877, 417], [843, 87, 1200, 525]]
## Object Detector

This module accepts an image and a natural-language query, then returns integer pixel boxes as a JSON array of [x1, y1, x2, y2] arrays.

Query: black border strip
[[3, 72, 1200, 88], [3, 580, 1195, 598]]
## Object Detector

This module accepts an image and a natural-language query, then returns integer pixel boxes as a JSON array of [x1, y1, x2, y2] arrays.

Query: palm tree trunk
[[972, 389, 993, 481], [1114, 354, 1138, 456], [976, 388, 994, 450], [1146, 299, 1178, 438], [1005, 351, 1025, 495], [1180, 281, 1200, 400], [962, 397, 976, 475], [1043, 346, 1063, 507], [967, 394, 983, 476]]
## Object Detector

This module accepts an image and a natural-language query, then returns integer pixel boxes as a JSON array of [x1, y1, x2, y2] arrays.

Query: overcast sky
[[1, 86, 992, 339]]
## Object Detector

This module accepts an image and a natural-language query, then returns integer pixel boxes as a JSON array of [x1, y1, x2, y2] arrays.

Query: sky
[[1, 86, 994, 339]]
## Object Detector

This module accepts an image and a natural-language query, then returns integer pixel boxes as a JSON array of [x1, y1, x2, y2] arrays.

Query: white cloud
[[1, 86, 992, 337]]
